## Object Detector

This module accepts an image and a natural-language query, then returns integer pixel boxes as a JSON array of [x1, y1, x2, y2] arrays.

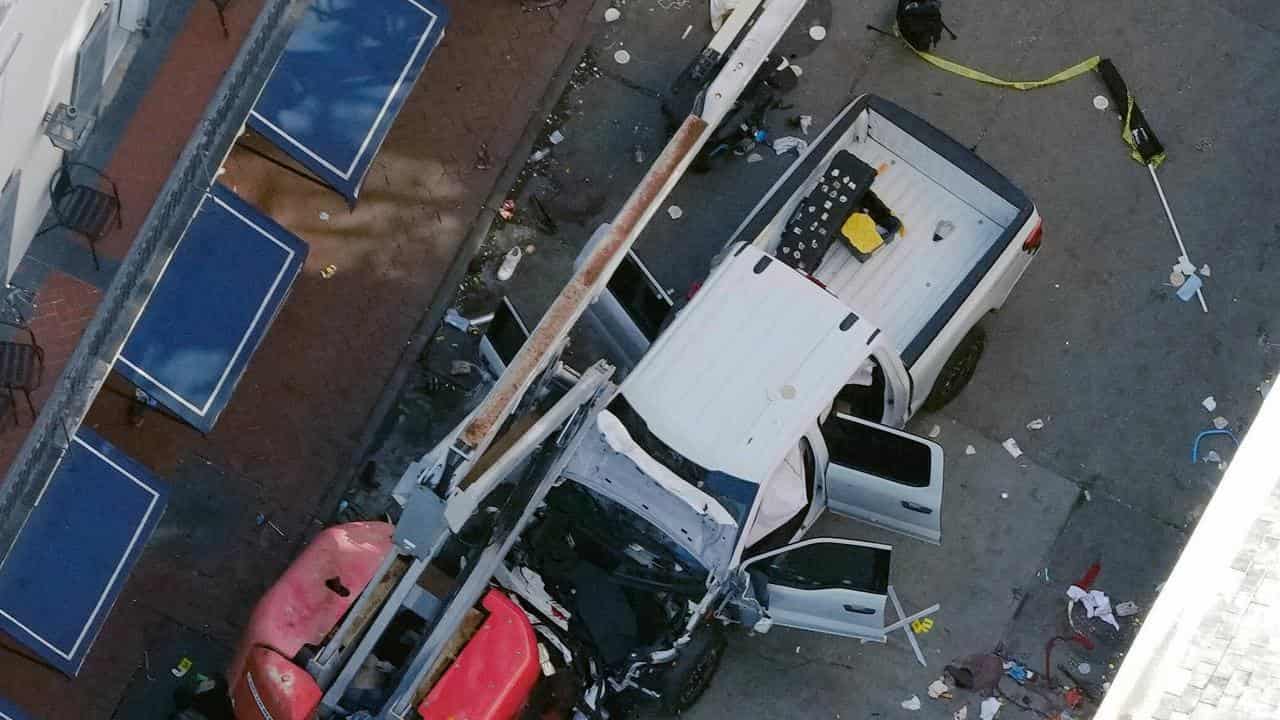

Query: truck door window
[[834, 360, 886, 422], [820, 413, 931, 488], [608, 252, 673, 340], [764, 541, 890, 594]]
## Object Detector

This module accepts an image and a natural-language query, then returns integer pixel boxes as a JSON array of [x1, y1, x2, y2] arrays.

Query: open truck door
[[738, 537, 893, 640], [816, 412, 944, 544]]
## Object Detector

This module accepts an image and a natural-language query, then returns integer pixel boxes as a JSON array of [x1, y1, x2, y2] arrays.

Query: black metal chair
[[38, 161, 122, 271], [0, 320, 44, 426]]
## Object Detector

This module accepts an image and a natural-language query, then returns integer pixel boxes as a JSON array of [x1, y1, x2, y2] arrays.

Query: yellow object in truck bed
[[841, 212, 884, 255]]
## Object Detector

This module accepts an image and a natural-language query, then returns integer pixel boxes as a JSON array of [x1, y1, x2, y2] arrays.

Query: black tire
[[657, 624, 727, 715], [923, 325, 986, 411]]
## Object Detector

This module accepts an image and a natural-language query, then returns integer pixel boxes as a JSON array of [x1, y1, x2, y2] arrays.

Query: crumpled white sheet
[[710, 0, 741, 31], [1067, 584, 1121, 631]]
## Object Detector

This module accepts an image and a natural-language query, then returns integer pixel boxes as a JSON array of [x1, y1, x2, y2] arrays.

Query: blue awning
[[0, 429, 168, 676], [247, 0, 449, 203], [115, 183, 308, 432]]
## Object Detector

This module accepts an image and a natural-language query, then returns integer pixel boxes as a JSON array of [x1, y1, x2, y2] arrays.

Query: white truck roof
[[619, 243, 879, 485]]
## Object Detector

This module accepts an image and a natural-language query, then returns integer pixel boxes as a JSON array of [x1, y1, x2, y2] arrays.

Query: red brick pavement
[[0, 0, 594, 716]]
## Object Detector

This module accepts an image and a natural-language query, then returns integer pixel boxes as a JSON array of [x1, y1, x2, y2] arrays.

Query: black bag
[[897, 0, 946, 51]]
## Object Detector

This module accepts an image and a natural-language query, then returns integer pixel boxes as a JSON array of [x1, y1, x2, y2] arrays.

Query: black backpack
[[897, 0, 951, 51]]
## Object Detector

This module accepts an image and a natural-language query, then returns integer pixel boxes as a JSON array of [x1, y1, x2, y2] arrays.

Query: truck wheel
[[658, 624, 727, 715], [923, 326, 986, 411]]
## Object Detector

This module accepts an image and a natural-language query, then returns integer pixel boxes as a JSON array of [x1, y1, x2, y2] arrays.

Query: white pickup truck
[[585, 93, 1042, 419]]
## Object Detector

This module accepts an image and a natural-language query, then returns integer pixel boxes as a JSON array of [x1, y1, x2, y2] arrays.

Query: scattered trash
[[497, 246, 523, 282], [1064, 687, 1085, 709], [613, 49, 631, 64], [979, 697, 1002, 720], [1077, 662, 1092, 675], [475, 143, 492, 170], [772, 136, 808, 156], [1169, 269, 1185, 287], [964, 445, 976, 456], [789, 64, 804, 77], [1092, 95, 1110, 110], [1201, 395, 1217, 412], [682, 24, 692, 40], [1176, 255, 1197, 276], [901, 695, 922, 711], [603, 7, 621, 22], [1003, 661, 1033, 683], [321, 264, 337, 279], [1200, 264, 1211, 277], [1067, 585, 1121, 631], [927, 678, 951, 699], [912, 617, 934, 634], [1037, 567, 1052, 583], [933, 219, 955, 242], [667, 205, 684, 220], [318, 211, 330, 221], [549, 129, 566, 145], [1115, 600, 1140, 617], [1026, 418, 1045, 431], [954, 708, 968, 720], [498, 199, 516, 221], [1000, 491, 1009, 499], [172, 657, 193, 678], [929, 424, 941, 438], [1212, 416, 1229, 430], [633, 145, 645, 164], [1191, 429, 1238, 463], [1176, 273, 1203, 302], [525, 244, 536, 255], [1204, 449, 1222, 464], [809, 25, 827, 41], [1002, 438, 1023, 458], [746, 152, 764, 163], [530, 147, 551, 162], [799, 114, 813, 135], [1084, 489, 1092, 501]]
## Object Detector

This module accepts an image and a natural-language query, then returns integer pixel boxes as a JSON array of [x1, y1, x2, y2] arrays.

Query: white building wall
[[0, 0, 144, 282]]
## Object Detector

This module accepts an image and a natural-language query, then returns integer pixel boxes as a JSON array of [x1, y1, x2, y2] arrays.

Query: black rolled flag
[[1097, 59, 1167, 167]]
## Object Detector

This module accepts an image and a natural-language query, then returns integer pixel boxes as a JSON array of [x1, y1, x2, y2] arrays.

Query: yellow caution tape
[[895, 25, 1100, 91]]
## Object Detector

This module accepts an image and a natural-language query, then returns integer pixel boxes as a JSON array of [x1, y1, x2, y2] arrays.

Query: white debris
[[1115, 600, 1140, 617], [1169, 270, 1185, 287], [682, 24, 692, 40], [603, 7, 621, 22], [809, 25, 827, 41], [954, 708, 969, 720], [667, 205, 684, 220], [927, 678, 951, 699], [1002, 438, 1023, 459], [928, 425, 941, 439], [1202, 395, 1217, 412], [901, 695, 922, 711], [1000, 491, 1009, 499], [549, 130, 565, 145], [1084, 489, 1092, 502], [1200, 264, 1212, 277], [1213, 416, 1229, 430], [965, 445, 976, 456], [497, 247, 523, 282], [614, 49, 631, 64], [790, 64, 804, 77], [772, 136, 808, 155], [980, 697, 1002, 720], [1093, 95, 1110, 111], [1077, 662, 1092, 675], [531, 147, 551, 162], [746, 152, 764, 164], [318, 211, 330, 221], [1204, 450, 1222, 464], [1026, 418, 1045, 431], [1176, 255, 1197, 275]]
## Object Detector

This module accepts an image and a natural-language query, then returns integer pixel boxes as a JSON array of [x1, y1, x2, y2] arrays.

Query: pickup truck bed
[[734, 95, 1034, 366]]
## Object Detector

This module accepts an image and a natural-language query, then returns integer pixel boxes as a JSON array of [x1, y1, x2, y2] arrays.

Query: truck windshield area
[[606, 395, 757, 525]]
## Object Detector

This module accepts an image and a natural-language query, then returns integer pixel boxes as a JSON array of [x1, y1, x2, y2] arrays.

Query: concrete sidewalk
[[0, 0, 597, 717]]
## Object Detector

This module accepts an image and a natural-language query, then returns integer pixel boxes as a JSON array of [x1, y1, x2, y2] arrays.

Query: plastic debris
[[172, 657, 193, 678], [746, 152, 764, 163], [799, 114, 813, 135], [980, 697, 1002, 720], [954, 708, 968, 720], [933, 219, 955, 242], [927, 678, 951, 699], [1067, 585, 1121, 631], [1077, 662, 1092, 675], [965, 445, 976, 456], [1176, 255, 1197, 275], [1204, 449, 1222, 464], [790, 64, 804, 77], [318, 211, 330, 221], [667, 205, 684, 220], [603, 7, 621, 22], [929, 425, 941, 438], [1004, 661, 1033, 683], [1200, 264, 1212, 277], [549, 130, 565, 145], [1037, 567, 1052, 583], [1002, 438, 1023, 459], [1000, 492, 1009, 499], [633, 145, 645, 163], [809, 25, 827, 41], [1212, 416, 1229, 430], [321, 264, 337, 279], [498, 199, 516, 221], [1115, 600, 1140, 617], [1026, 418, 1045, 431], [530, 147, 551, 162], [1202, 395, 1217, 412], [497, 246, 523, 282], [1169, 269, 1185, 287], [772, 136, 808, 156], [1093, 95, 1110, 110], [682, 24, 693, 39], [1176, 273, 1203, 302], [614, 49, 631, 64], [901, 695, 922, 711]]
